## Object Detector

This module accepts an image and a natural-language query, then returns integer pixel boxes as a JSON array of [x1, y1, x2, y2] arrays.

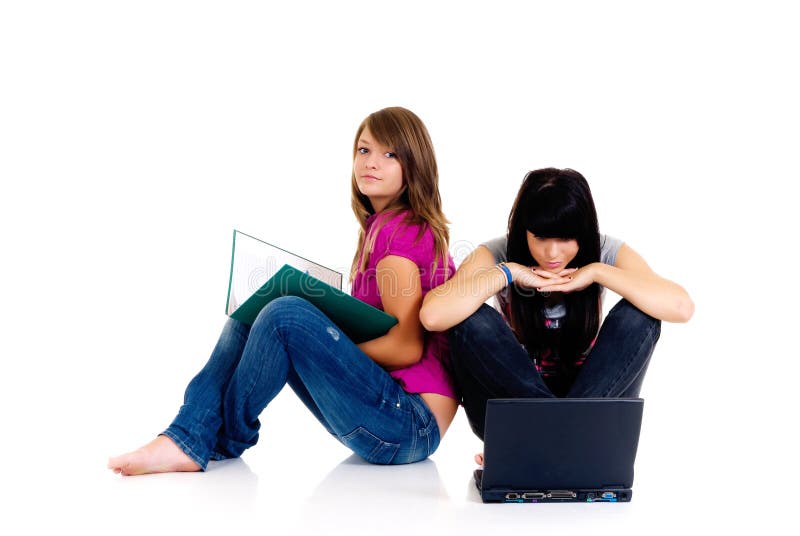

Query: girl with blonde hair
[[109, 107, 457, 474]]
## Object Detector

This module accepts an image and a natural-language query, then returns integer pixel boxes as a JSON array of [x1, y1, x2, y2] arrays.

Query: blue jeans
[[448, 299, 661, 439], [162, 296, 440, 469]]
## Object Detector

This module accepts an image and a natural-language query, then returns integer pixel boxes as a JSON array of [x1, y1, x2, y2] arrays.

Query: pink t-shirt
[[350, 210, 456, 399]]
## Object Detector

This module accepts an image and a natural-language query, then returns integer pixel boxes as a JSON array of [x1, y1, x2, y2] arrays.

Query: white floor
[[6, 368, 792, 535]]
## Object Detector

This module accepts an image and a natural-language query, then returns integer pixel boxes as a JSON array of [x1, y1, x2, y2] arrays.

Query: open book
[[225, 230, 397, 343]]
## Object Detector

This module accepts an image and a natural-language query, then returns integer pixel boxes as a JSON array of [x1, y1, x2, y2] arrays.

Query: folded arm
[[419, 246, 571, 332], [538, 244, 694, 323], [357, 255, 426, 368]]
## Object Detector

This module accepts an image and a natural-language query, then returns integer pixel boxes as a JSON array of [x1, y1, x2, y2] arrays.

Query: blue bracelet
[[497, 262, 512, 285]]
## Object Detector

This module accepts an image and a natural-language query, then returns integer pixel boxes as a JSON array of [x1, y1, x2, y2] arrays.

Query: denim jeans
[[162, 296, 440, 469], [449, 299, 661, 439]]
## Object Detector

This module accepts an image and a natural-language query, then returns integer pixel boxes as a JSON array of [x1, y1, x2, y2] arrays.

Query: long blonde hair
[[349, 107, 450, 280]]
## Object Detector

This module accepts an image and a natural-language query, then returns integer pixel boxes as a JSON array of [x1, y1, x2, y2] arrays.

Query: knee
[[252, 296, 314, 331], [449, 304, 507, 353], [607, 299, 661, 343]]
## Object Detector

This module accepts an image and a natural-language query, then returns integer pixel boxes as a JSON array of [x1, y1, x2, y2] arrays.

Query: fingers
[[540, 275, 592, 294], [532, 267, 578, 281], [527, 268, 571, 291], [538, 281, 577, 293], [530, 267, 565, 279], [514, 266, 574, 292]]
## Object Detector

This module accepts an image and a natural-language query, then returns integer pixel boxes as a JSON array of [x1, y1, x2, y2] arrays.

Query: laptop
[[474, 398, 644, 503]]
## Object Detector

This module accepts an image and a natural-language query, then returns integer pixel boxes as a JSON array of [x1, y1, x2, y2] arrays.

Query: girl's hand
[[508, 262, 576, 290], [538, 263, 598, 293]]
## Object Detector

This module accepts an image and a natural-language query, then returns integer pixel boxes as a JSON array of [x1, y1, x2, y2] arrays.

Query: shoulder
[[480, 236, 507, 263], [599, 233, 624, 265], [370, 210, 434, 263], [372, 210, 430, 245]]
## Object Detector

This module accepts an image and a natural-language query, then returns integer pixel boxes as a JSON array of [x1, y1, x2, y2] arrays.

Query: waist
[[418, 392, 458, 438]]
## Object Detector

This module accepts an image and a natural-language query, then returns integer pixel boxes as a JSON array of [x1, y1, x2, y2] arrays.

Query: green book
[[225, 230, 397, 344]]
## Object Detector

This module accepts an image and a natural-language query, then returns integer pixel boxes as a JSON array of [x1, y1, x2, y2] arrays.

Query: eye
[[358, 147, 368, 154], [385, 152, 396, 158]]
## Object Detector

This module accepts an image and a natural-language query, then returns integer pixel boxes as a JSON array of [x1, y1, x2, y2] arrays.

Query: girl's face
[[526, 232, 579, 272], [354, 127, 404, 213]]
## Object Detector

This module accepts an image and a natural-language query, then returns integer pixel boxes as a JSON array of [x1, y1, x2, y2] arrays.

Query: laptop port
[[601, 492, 617, 500], [522, 492, 546, 500], [505, 492, 520, 500], [547, 490, 577, 499]]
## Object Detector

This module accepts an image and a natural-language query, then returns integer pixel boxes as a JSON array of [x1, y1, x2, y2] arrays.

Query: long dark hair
[[507, 168, 601, 379]]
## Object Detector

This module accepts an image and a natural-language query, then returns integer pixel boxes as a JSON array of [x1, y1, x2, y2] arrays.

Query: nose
[[545, 240, 559, 258], [364, 152, 378, 169]]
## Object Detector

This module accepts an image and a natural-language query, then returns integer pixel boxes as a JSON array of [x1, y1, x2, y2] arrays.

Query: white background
[[1, 1, 797, 534]]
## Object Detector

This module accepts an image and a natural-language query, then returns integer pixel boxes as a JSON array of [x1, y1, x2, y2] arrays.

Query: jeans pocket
[[341, 426, 400, 465]]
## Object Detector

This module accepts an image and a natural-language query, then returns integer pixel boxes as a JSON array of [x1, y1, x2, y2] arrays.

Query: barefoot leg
[[108, 435, 201, 476]]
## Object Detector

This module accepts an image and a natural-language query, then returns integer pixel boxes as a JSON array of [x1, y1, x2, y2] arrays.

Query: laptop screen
[[482, 398, 644, 491]]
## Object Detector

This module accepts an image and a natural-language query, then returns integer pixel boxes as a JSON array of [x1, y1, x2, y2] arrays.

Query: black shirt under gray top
[[480, 234, 624, 395]]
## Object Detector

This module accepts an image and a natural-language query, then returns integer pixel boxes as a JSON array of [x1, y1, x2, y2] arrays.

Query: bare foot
[[475, 452, 484, 467], [108, 435, 201, 476]]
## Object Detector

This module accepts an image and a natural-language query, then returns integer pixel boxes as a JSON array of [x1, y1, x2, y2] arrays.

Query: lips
[[361, 175, 380, 182]]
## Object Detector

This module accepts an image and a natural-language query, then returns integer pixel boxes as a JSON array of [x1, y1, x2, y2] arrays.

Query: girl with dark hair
[[109, 107, 457, 475], [419, 168, 693, 443]]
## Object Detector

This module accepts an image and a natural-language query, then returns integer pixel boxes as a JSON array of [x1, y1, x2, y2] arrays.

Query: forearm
[[593, 263, 694, 323], [357, 324, 424, 369], [420, 264, 508, 332]]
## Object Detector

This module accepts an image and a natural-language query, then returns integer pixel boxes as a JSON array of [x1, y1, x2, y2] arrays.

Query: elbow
[[394, 341, 425, 368], [674, 296, 695, 323], [419, 304, 446, 332]]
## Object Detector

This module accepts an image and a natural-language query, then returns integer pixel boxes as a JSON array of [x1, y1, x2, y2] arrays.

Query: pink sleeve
[[371, 215, 433, 268]]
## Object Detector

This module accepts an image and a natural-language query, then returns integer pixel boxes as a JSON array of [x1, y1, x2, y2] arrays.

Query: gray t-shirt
[[482, 234, 623, 268], [481, 234, 624, 325]]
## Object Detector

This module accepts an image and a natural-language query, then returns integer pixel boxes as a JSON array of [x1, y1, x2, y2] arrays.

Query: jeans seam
[[341, 426, 401, 464], [600, 319, 658, 397], [231, 323, 282, 431], [277, 303, 416, 462], [288, 317, 413, 428], [408, 395, 440, 458], [455, 313, 551, 398]]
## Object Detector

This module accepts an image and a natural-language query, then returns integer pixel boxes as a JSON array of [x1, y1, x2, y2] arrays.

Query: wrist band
[[497, 262, 513, 285]]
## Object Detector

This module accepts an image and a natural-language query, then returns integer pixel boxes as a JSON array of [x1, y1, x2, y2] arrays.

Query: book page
[[227, 231, 343, 315]]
